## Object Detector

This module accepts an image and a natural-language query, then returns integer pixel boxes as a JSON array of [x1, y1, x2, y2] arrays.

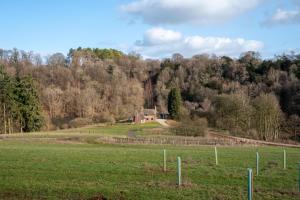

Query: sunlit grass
[[0, 123, 299, 199]]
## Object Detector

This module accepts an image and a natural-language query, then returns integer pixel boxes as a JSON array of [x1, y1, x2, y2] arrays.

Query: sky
[[0, 0, 299, 59]]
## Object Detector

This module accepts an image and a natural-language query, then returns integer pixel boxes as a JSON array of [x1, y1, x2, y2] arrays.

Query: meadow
[[0, 123, 299, 200]]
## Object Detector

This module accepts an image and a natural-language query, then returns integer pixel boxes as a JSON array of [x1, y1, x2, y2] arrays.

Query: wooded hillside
[[0, 48, 299, 141]]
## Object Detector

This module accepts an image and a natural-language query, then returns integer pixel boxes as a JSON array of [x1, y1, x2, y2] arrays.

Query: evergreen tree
[[14, 77, 44, 132], [293, 66, 300, 79], [0, 66, 19, 134], [168, 88, 182, 120], [1, 66, 44, 134]]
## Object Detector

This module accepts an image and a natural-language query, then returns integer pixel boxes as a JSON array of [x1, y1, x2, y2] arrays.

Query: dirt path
[[156, 119, 170, 127]]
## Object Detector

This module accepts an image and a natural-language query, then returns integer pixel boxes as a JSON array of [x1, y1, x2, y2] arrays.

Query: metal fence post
[[256, 152, 259, 176], [298, 163, 300, 192], [163, 149, 166, 172], [283, 149, 286, 170], [215, 146, 218, 166], [248, 168, 253, 200], [177, 157, 181, 186]]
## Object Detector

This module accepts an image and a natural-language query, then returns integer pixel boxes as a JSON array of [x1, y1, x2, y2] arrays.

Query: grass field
[[0, 123, 299, 200]]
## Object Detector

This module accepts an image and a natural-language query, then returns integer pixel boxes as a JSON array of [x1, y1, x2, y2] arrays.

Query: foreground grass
[[0, 137, 299, 200]]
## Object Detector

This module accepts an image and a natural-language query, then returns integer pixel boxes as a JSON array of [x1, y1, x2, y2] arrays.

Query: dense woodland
[[0, 48, 299, 142]]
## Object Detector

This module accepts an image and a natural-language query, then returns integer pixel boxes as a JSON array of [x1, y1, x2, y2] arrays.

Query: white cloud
[[263, 0, 300, 26], [133, 28, 264, 58], [121, 0, 262, 25], [136, 27, 182, 46], [264, 8, 300, 25]]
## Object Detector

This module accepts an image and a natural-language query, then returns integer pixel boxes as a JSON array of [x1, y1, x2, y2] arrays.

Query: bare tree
[[252, 93, 282, 141]]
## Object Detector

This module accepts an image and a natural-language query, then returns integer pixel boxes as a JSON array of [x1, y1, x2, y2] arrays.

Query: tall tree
[[144, 78, 154, 108], [168, 88, 182, 120], [213, 93, 252, 131], [0, 67, 15, 134], [14, 77, 44, 132], [252, 93, 282, 141]]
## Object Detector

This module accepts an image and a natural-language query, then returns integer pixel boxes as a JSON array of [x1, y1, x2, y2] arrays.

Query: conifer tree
[[168, 88, 182, 120], [14, 77, 44, 132], [0, 66, 18, 134]]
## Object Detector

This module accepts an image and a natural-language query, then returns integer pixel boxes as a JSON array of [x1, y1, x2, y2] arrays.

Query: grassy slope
[[0, 124, 299, 200], [3, 122, 162, 139]]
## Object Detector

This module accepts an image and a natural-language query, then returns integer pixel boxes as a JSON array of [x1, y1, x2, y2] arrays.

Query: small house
[[133, 107, 157, 124]]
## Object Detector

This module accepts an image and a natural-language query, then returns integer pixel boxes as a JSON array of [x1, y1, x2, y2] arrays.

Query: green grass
[[80, 122, 162, 136], [0, 123, 163, 143], [0, 124, 299, 200]]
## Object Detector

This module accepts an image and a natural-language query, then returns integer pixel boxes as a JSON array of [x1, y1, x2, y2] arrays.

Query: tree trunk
[[3, 104, 6, 134], [20, 119, 23, 133], [11, 118, 13, 134], [8, 117, 11, 134]]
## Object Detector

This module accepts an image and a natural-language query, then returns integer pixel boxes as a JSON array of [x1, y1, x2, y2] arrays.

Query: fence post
[[177, 157, 182, 186], [298, 163, 300, 192], [215, 146, 218, 165], [163, 149, 167, 172], [256, 152, 259, 176], [283, 149, 286, 170], [248, 168, 253, 200]]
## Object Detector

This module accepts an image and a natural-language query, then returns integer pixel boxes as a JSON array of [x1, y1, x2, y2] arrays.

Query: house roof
[[143, 109, 156, 115], [160, 111, 169, 114]]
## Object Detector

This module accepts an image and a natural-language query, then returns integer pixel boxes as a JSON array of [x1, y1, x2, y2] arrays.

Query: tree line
[[0, 48, 299, 141], [0, 66, 43, 134]]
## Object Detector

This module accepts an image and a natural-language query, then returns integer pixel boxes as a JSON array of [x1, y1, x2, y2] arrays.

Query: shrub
[[68, 118, 93, 128], [93, 112, 116, 124], [171, 117, 208, 137], [212, 93, 252, 131], [283, 115, 300, 141], [60, 124, 69, 130]]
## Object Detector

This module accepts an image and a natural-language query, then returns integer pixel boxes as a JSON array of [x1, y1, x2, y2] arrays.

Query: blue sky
[[0, 0, 299, 58]]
